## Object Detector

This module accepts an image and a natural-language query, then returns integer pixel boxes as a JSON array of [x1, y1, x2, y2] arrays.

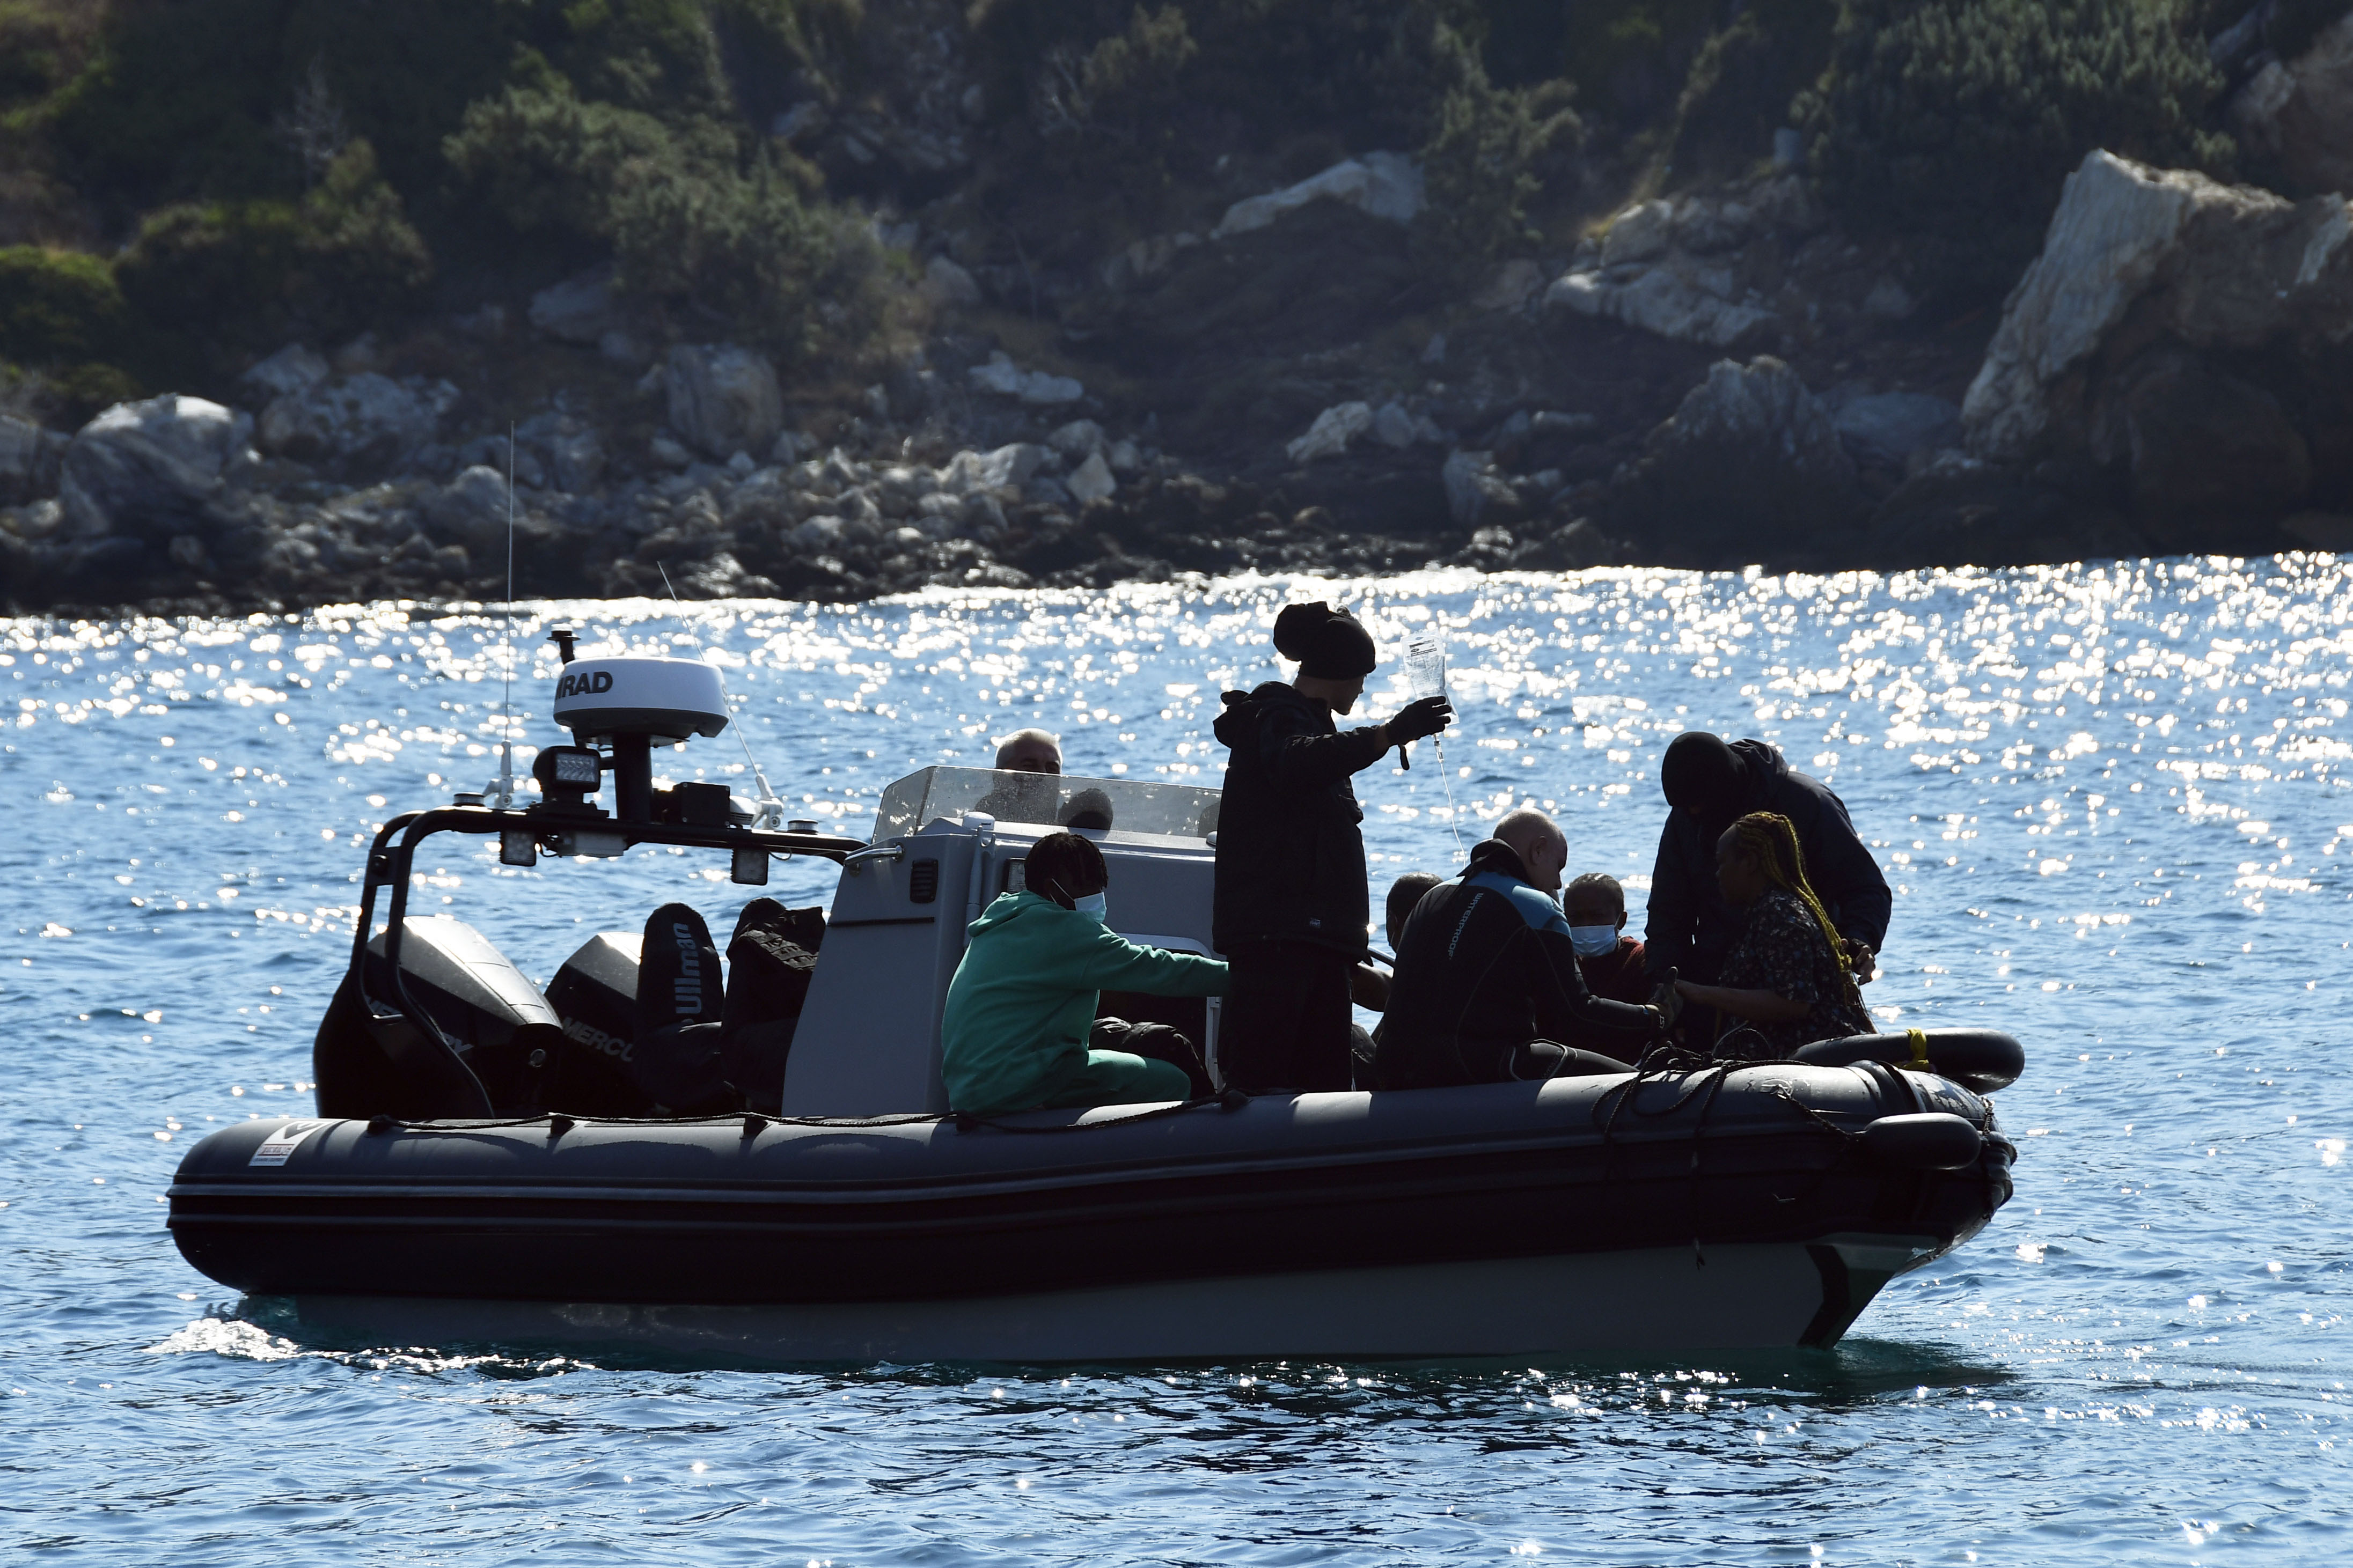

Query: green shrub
[[1661, 0, 1838, 188], [1555, 0, 1726, 129], [446, 81, 875, 357], [114, 139, 432, 354], [1800, 0, 2234, 301], [0, 246, 129, 365], [1416, 25, 1581, 268]]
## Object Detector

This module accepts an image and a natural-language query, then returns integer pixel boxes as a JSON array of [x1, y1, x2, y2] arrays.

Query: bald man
[[994, 729, 1062, 774], [1372, 808, 1667, 1089]]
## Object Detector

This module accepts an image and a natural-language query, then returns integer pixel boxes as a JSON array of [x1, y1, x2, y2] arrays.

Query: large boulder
[[2106, 354, 2312, 549], [256, 373, 460, 472], [1962, 150, 2353, 461], [664, 344, 784, 460], [60, 395, 252, 539], [1616, 356, 1863, 561]]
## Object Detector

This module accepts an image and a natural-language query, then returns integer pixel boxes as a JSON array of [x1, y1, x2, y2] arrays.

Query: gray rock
[[1065, 451, 1117, 505], [1372, 403, 1420, 449], [1962, 150, 2353, 471], [1212, 152, 1424, 239], [664, 344, 785, 460], [423, 466, 514, 553], [1442, 449, 1518, 528], [967, 352, 1083, 406], [1049, 419, 1105, 458], [257, 373, 459, 471], [1634, 357, 1862, 557], [941, 443, 1050, 497], [1829, 392, 1961, 470], [1287, 402, 1373, 464], [650, 434, 694, 468], [921, 255, 982, 307], [1, 415, 65, 505], [1600, 201, 1674, 268], [240, 344, 331, 402], [1546, 262, 1777, 349], [2109, 353, 2311, 550], [60, 395, 253, 539], [530, 267, 618, 344], [543, 424, 605, 494]]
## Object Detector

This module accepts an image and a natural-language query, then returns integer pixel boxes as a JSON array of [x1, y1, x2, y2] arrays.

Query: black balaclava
[[1660, 732, 1748, 823], [1272, 601, 1377, 680]]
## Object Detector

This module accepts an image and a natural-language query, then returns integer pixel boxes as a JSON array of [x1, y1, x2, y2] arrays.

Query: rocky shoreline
[[7, 145, 2353, 619]]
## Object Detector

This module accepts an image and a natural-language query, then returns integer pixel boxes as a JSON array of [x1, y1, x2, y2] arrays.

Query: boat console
[[780, 767, 1223, 1117]]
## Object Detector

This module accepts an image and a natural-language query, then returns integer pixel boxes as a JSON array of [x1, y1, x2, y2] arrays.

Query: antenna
[[486, 423, 519, 810], [657, 562, 787, 829]]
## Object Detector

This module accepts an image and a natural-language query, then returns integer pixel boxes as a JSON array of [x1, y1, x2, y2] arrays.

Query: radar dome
[[552, 657, 730, 746]]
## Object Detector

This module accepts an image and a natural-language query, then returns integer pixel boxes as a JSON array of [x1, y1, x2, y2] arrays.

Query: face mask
[[1073, 892, 1108, 922], [1567, 924, 1619, 958]]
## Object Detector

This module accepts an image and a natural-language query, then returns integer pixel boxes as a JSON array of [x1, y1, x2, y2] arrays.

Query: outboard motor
[[314, 916, 562, 1118], [543, 932, 650, 1116]]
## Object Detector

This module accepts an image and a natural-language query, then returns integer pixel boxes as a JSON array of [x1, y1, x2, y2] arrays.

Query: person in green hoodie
[[942, 831, 1230, 1115]]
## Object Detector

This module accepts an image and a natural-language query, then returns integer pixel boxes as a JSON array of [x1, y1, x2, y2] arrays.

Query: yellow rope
[[1905, 1027, 1931, 1070]]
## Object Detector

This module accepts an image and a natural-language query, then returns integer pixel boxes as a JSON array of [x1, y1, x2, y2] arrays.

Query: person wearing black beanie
[[1210, 602, 1452, 1093], [1645, 730, 1891, 1020]]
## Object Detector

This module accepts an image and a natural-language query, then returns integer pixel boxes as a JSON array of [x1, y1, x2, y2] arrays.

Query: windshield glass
[[873, 766, 1220, 841]]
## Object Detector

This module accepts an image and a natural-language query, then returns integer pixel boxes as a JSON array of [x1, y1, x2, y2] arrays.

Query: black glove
[[1387, 695, 1453, 745]]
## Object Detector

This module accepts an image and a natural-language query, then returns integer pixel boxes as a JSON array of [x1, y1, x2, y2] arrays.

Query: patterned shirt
[[1716, 888, 1871, 1054]]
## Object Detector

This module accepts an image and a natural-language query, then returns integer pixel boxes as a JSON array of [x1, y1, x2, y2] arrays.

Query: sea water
[[3, 560, 2348, 1565]]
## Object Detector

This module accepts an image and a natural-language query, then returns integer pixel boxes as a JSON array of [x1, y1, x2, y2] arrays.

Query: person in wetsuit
[[1645, 733, 1890, 1003], [1212, 602, 1452, 1093], [1373, 810, 1668, 1089]]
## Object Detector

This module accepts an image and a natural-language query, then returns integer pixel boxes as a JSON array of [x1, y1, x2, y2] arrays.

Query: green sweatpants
[[1037, 1049, 1192, 1110]]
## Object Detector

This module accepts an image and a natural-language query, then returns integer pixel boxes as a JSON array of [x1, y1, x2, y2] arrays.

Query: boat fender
[[1792, 1028, 2025, 1094], [1861, 1112, 1983, 1171]]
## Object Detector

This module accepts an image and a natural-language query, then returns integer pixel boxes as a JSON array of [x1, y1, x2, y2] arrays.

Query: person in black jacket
[[1644, 733, 1890, 999], [1374, 811, 1667, 1089], [1212, 602, 1451, 1093]]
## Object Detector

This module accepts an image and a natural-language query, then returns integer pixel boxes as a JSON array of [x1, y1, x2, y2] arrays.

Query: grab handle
[[842, 844, 905, 877]]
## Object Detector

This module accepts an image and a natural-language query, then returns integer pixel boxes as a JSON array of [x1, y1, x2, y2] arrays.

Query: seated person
[[1384, 871, 1444, 956], [1351, 870, 1442, 1082], [1673, 811, 1872, 1056], [942, 831, 1228, 1115], [1355, 870, 1442, 1016], [971, 728, 1065, 825], [1563, 872, 1650, 1005], [1057, 785, 1115, 831], [995, 728, 1062, 774], [1373, 809, 1667, 1089]]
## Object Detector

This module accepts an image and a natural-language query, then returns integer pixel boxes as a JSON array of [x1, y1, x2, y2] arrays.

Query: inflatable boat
[[168, 632, 2022, 1360]]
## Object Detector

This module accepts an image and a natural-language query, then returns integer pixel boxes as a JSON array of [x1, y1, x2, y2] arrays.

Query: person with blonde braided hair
[[1672, 811, 1872, 1055]]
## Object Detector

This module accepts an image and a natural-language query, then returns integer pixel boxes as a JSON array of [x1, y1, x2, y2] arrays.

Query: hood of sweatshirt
[[1460, 837, 1531, 884], [1214, 681, 1328, 748]]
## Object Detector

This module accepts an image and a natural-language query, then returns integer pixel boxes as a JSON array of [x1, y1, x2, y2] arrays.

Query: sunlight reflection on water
[[5, 558, 2350, 1563]]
